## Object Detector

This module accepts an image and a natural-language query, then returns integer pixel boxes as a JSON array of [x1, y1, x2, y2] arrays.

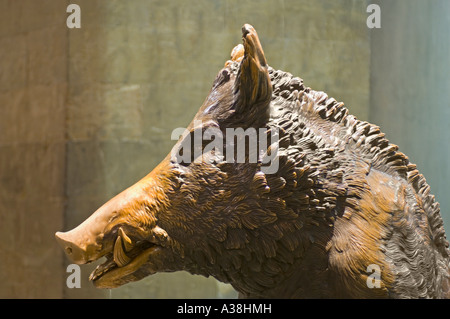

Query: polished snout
[[54, 189, 128, 264], [55, 230, 97, 264]]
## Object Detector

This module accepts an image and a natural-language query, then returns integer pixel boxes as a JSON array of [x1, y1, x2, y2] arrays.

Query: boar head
[[56, 24, 329, 297]]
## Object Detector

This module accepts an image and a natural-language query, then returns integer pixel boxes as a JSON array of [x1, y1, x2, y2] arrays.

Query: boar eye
[[203, 102, 218, 115]]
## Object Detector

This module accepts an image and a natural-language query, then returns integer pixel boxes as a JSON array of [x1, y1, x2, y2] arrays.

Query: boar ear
[[232, 24, 272, 124]]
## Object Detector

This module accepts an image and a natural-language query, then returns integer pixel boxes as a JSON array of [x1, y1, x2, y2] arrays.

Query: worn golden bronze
[[56, 25, 450, 298]]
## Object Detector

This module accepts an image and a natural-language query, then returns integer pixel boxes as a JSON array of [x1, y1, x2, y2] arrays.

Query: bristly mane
[[266, 65, 450, 258]]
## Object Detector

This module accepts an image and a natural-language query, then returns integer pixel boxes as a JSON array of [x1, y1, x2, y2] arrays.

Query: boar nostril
[[65, 247, 73, 255]]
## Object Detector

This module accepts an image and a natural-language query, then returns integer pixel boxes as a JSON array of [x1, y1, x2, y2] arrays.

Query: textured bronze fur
[[56, 25, 450, 298]]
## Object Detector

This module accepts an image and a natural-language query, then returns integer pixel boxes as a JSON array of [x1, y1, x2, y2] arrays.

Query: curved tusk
[[118, 228, 134, 252], [113, 235, 131, 267]]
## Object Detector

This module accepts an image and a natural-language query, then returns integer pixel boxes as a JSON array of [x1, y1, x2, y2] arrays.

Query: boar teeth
[[90, 257, 116, 281], [114, 235, 131, 267], [118, 228, 134, 252]]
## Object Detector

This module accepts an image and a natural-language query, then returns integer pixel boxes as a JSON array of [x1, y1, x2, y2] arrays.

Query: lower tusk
[[118, 228, 134, 252], [113, 235, 131, 267]]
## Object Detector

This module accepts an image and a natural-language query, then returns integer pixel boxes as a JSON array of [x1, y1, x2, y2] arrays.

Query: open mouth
[[89, 227, 159, 285]]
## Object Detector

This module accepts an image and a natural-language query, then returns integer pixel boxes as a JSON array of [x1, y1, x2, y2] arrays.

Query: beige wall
[[0, 0, 68, 298], [0, 0, 371, 298]]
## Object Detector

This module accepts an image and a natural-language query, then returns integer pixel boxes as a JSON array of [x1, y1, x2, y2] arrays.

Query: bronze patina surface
[[56, 25, 450, 298]]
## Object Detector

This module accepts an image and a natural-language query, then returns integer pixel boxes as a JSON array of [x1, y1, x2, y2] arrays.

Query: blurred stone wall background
[[0, 0, 447, 298], [369, 0, 450, 248], [0, 0, 68, 298]]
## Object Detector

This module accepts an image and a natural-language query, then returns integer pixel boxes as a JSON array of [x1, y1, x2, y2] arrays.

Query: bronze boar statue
[[56, 24, 450, 298]]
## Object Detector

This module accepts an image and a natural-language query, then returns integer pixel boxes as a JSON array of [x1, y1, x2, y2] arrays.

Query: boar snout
[[55, 230, 98, 264], [55, 208, 114, 265]]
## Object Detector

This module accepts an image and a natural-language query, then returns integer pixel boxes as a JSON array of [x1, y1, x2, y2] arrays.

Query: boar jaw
[[89, 232, 159, 288]]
